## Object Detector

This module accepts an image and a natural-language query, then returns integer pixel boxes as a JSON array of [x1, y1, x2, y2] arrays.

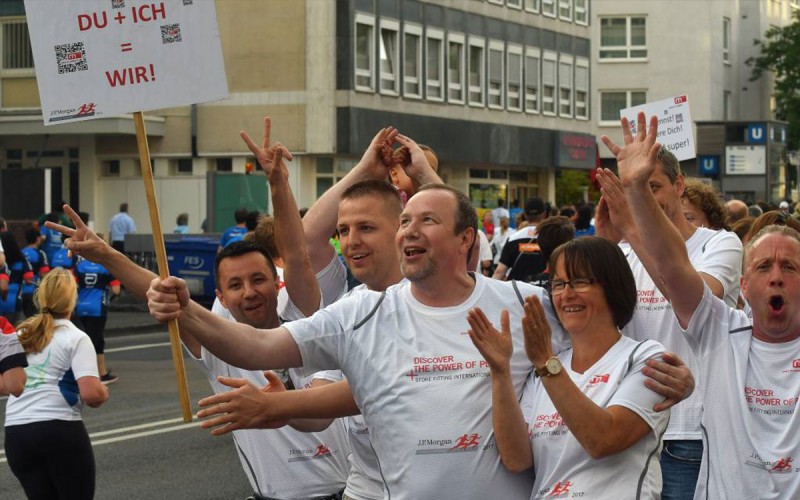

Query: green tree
[[747, 10, 800, 150], [555, 169, 588, 207]]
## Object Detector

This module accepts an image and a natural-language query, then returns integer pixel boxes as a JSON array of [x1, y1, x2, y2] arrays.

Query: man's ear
[[389, 166, 400, 184], [215, 288, 225, 308], [740, 274, 748, 302]]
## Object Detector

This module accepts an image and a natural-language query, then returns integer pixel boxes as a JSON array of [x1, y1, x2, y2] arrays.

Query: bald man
[[726, 199, 748, 224]]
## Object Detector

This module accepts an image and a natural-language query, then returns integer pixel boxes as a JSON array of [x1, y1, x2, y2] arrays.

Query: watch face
[[545, 357, 562, 375]]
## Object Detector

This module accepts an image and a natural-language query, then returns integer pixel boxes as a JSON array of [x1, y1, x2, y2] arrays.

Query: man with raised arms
[[594, 129, 742, 499], [604, 112, 800, 499], [46, 117, 350, 500]]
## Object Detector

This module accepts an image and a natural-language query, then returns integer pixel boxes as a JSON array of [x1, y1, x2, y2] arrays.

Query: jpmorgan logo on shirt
[[416, 432, 483, 455]]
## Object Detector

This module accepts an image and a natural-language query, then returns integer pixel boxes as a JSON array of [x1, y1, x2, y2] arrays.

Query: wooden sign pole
[[134, 111, 192, 423]]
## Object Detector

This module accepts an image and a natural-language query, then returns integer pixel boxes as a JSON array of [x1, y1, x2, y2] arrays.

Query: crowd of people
[[1, 112, 799, 499]]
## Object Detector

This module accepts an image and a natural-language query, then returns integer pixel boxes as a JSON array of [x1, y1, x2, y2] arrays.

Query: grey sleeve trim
[[353, 292, 386, 331], [511, 280, 525, 306], [625, 340, 649, 375]]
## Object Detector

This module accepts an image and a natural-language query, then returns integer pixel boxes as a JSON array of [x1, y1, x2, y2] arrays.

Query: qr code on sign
[[54, 42, 88, 74], [675, 113, 684, 124], [161, 23, 182, 44]]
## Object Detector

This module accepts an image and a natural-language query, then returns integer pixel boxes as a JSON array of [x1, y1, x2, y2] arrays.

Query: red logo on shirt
[[588, 373, 610, 386], [548, 480, 573, 496], [793, 359, 800, 369], [771, 457, 793, 472], [451, 433, 481, 450], [313, 445, 331, 458]]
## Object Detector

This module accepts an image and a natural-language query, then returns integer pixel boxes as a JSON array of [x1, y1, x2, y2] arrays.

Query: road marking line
[[105, 341, 172, 353], [90, 422, 201, 446], [89, 417, 186, 437]]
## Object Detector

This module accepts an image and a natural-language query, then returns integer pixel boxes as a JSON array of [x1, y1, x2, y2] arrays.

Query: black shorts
[[79, 315, 108, 354], [5, 419, 96, 500]]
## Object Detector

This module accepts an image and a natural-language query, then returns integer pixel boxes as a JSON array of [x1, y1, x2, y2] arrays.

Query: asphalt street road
[[0, 329, 254, 499]]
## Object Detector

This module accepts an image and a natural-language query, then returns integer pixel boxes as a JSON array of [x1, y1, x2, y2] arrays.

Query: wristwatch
[[534, 356, 563, 378]]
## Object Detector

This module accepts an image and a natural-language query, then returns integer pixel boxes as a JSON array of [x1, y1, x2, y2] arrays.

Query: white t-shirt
[[492, 228, 512, 265], [296, 254, 386, 499], [623, 227, 742, 440], [0, 328, 25, 373], [683, 285, 800, 500], [5, 319, 99, 426], [200, 281, 350, 499], [193, 348, 350, 499], [285, 275, 559, 500], [521, 337, 669, 499], [474, 230, 492, 273]]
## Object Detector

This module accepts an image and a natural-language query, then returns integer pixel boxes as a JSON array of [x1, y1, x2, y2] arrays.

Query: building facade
[[592, 0, 797, 202], [0, 0, 592, 232]]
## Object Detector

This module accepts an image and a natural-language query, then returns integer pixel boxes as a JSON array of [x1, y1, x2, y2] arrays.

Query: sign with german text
[[621, 95, 696, 161], [25, 0, 228, 125]]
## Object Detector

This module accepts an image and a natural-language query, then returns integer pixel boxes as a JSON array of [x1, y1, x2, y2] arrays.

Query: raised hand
[[467, 308, 512, 374], [358, 126, 398, 180], [600, 112, 661, 188], [522, 296, 555, 368], [596, 168, 638, 241], [44, 204, 110, 262], [239, 116, 295, 180], [197, 371, 289, 435], [394, 134, 437, 184]]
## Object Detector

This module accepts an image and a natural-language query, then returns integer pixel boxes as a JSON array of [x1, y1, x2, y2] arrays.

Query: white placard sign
[[621, 95, 696, 161], [24, 0, 229, 125], [725, 145, 766, 175]]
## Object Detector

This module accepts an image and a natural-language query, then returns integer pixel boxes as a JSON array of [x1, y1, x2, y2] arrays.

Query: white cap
[[779, 201, 789, 209]]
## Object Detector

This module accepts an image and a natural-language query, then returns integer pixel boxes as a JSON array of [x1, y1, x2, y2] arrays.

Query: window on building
[[447, 33, 465, 104], [104, 160, 120, 176], [575, 58, 589, 119], [507, 0, 523, 8], [354, 14, 375, 91], [574, 0, 588, 25], [525, 0, 540, 13], [600, 17, 647, 60], [1, 19, 33, 71], [558, 0, 572, 21], [468, 37, 486, 107], [600, 91, 646, 124], [379, 19, 400, 95], [542, 0, 556, 17], [507, 44, 523, 111], [426, 28, 444, 101], [542, 52, 557, 115], [488, 40, 504, 109], [316, 158, 355, 198], [723, 17, 731, 63], [525, 48, 540, 114], [488, 0, 504, 5], [216, 158, 232, 172], [175, 159, 193, 175], [404, 24, 422, 98], [558, 55, 573, 117]]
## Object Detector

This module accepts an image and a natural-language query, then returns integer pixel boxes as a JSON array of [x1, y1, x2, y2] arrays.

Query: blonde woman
[[4, 268, 108, 500]]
